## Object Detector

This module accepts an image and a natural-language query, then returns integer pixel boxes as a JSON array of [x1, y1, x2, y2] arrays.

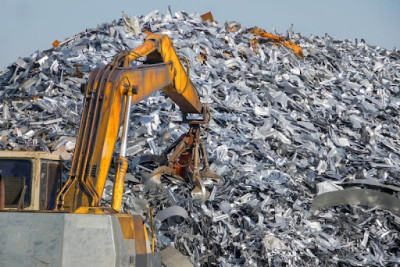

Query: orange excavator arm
[[127, 34, 203, 113], [56, 34, 216, 212]]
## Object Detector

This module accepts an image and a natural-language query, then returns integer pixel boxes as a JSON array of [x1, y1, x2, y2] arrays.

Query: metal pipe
[[120, 93, 133, 157], [111, 88, 133, 211]]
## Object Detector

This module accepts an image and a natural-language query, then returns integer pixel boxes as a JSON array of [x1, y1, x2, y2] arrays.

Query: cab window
[[0, 159, 32, 207]]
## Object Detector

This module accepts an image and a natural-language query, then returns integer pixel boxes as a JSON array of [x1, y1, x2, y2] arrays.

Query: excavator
[[0, 34, 219, 266]]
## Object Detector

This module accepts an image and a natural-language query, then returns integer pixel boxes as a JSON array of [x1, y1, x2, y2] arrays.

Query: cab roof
[[0, 151, 61, 161]]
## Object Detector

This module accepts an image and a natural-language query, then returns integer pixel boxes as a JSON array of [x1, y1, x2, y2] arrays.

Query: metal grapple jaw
[[145, 105, 220, 202]]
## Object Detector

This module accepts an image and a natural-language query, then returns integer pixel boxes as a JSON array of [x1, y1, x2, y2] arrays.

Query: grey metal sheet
[[311, 189, 400, 215]]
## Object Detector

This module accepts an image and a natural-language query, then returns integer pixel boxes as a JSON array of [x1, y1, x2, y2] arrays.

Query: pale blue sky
[[0, 0, 399, 69]]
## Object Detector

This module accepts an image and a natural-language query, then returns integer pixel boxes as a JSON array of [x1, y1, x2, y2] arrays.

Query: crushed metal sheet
[[154, 206, 188, 223], [311, 189, 400, 215], [160, 246, 193, 267], [341, 178, 400, 192]]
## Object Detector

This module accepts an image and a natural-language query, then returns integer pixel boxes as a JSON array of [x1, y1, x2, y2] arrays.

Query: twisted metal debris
[[1, 9, 400, 266]]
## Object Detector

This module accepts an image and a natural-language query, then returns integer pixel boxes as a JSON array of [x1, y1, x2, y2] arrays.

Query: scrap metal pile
[[1, 10, 400, 266]]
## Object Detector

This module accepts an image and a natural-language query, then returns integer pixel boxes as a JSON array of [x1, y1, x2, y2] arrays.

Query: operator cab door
[[39, 160, 62, 210]]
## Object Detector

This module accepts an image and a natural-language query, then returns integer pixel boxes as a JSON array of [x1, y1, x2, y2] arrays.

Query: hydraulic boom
[[56, 34, 219, 212]]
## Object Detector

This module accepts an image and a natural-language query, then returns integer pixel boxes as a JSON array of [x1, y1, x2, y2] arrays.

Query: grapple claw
[[200, 167, 220, 183], [143, 166, 176, 187], [191, 176, 208, 203], [142, 106, 221, 202]]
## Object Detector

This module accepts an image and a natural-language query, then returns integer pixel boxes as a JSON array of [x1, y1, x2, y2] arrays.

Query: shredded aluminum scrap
[[1, 9, 400, 266]]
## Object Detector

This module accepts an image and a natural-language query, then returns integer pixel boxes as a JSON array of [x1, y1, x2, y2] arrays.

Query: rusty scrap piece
[[228, 26, 238, 33], [251, 27, 304, 57], [250, 37, 259, 54], [252, 27, 285, 42], [200, 12, 214, 23], [196, 46, 208, 64], [52, 40, 60, 48], [74, 64, 83, 78]]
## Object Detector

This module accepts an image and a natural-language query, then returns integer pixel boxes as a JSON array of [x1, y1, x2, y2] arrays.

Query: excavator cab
[[0, 152, 160, 267], [0, 151, 62, 211]]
